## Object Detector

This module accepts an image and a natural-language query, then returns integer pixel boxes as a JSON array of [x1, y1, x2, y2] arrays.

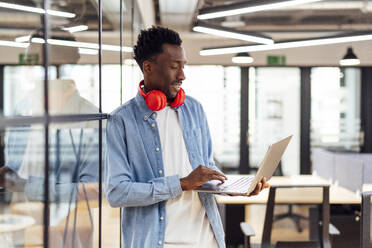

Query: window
[[183, 66, 241, 170], [311, 67, 361, 151], [249, 67, 300, 175]]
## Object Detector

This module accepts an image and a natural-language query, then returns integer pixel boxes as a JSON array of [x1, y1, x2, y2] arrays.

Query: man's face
[[145, 44, 187, 101]]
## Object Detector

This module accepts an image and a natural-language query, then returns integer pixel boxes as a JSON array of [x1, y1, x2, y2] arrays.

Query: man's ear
[[143, 60, 152, 74]]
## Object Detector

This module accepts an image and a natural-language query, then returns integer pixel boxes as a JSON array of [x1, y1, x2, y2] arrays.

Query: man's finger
[[210, 175, 226, 183], [261, 177, 267, 185], [202, 167, 227, 180], [212, 170, 227, 180], [251, 182, 262, 195], [257, 182, 262, 192]]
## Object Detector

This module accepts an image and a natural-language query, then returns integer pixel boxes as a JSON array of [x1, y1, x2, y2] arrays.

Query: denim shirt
[[105, 93, 226, 248]]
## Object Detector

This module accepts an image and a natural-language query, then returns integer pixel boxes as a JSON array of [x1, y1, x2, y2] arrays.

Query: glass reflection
[[1, 125, 44, 248], [1, 119, 102, 247]]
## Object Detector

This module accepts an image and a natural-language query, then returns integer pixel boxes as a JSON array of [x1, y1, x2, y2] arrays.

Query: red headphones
[[138, 80, 185, 111]]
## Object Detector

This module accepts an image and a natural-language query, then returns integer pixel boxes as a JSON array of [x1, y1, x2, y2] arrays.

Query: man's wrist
[[180, 177, 189, 191]]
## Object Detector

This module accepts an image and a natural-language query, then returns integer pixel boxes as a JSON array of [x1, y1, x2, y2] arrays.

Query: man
[[105, 26, 268, 248]]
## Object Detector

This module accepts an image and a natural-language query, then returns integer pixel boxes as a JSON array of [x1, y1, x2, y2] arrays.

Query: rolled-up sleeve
[[105, 113, 182, 208]]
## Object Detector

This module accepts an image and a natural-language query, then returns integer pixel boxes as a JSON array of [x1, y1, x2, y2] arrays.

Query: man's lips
[[171, 82, 182, 90]]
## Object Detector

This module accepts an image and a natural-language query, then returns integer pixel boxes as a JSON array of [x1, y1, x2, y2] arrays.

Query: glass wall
[[183, 66, 241, 171], [248, 67, 301, 175], [0, 0, 142, 247], [311, 67, 361, 152]]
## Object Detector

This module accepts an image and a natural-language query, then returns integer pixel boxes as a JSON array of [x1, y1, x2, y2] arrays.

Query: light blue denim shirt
[[105, 93, 226, 248]]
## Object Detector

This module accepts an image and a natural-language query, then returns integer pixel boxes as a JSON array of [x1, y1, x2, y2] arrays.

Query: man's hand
[[0, 166, 26, 191], [248, 177, 270, 196], [180, 165, 227, 191]]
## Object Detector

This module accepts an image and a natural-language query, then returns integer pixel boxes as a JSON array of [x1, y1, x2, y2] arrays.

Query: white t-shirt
[[156, 106, 218, 248]]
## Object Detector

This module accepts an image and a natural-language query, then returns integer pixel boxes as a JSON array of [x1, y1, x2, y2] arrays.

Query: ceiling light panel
[[193, 24, 273, 44], [30, 38, 133, 52], [197, 0, 324, 20], [0, 2, 76, 18], [0, 40, 29, 48], [200, 33, 372, 55], [62, 25, 88, 33]]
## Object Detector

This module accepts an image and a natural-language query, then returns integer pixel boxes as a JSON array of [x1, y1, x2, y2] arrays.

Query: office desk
[[216, 175, 362, 246], [215, 175, 361, 205], [363, 184, 372, 192]]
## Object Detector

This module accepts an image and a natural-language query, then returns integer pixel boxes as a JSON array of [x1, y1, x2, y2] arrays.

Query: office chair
[[262, 185, 331, 248], [361, 191, 372, 248], [240, 222, 255, 248]]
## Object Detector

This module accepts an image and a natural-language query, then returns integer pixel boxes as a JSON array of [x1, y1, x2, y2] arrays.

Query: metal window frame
[[361, 67, 372, 153], [239, 66, 250, 174], [0, 65, 4, 167], [42, 1, 50, 246], [300, 67, 311, 174], [361, 191, 372, 248]]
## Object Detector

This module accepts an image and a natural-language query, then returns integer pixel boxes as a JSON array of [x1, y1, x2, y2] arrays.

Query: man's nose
[[177, 69, 186, 81]]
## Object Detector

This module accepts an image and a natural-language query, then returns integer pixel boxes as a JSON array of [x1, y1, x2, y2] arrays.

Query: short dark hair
[[133, 26, 182, 70]]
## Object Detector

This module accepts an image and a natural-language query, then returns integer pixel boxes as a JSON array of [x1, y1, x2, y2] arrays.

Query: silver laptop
[[195, 135, 292, 196]]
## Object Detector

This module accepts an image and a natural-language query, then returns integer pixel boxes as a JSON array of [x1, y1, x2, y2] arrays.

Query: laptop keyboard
[[219, 176, 255, 194]]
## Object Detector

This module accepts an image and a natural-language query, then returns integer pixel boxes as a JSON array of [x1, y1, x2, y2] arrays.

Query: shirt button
[[151, 123, 155, 127], [158, 240, 162, 245], [159, 170, 163, 174], [160, 216, 164, 221], [143, 115, 148, 121], [155, 147, 160, 152]]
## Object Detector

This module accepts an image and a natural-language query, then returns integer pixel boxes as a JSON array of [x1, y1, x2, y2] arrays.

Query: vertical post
[[98, 0, 103, 247], [321, 186, 331, 248], [240, 67, 249, 174], [300, 67, 311, 174], [119, 0, 123, 106], [0, 65, 4, 167], [42, 0, 50, 247], [361, 193, 371, 248], [56, 65, 61, 79], [119, 0, 125, 246], [361, 67, 372, 153], [0, 65, 3, 115], [261, 187, 276, 248]]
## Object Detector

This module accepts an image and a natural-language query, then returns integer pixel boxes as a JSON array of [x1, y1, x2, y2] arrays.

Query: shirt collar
[[135, 92, 156, 121]]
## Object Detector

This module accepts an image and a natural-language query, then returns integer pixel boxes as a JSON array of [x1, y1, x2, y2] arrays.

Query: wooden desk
[[215, 175, 361, 205], [216, 175, 362, 246], [363, 184, 372, 192]]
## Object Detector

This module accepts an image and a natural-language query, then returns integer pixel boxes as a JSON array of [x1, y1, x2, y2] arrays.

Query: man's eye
[[171, 66, 178, 69]]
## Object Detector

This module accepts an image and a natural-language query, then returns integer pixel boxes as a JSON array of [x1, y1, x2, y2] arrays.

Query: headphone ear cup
[[145, 90, 167, 111], [170, 88, 186, 108]]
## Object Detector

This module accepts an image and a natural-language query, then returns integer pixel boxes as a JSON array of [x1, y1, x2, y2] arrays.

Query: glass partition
[[0, 0, 143, 247], [183, 65, 241, 171], [311, 67, 361, 152], [2, 125, 45, 247], [249, 67, 301, 175], [4, 66, 56, 116]]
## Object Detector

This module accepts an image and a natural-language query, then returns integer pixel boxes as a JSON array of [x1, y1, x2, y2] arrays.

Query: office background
[[0, 0, 372, 247]]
